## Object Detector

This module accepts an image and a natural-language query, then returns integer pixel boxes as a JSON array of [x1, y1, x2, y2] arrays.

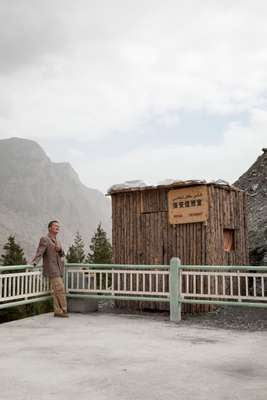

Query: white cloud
[[71, 108, 266, 192], [0, 1, 266, 191]]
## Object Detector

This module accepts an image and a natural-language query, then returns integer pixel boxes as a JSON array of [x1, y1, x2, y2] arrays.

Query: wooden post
[[169, 257, 181, 322]]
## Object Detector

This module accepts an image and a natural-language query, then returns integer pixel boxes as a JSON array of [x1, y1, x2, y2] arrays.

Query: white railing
[[1, 261, 267, 322], [66, 264, 267, 305], [181, 270, 267, 301], [66, 267, 169, 299], [0, 267, 50, 308]]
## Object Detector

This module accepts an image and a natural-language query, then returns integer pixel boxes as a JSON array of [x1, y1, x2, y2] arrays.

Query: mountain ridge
[[0, 137, 111, 260], [234, 148, 267, 265]]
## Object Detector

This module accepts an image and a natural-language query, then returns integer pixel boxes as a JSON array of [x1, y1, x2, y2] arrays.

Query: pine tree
[[66, 231, 86, 263], [0, 235, 27, 266], [86, 223, 112, 264]]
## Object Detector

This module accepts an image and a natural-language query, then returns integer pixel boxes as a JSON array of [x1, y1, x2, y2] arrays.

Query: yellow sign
[[168, 185, 209, 224]]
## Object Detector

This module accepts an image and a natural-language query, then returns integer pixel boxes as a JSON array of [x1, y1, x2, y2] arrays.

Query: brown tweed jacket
[[32, 234, 65, 278]]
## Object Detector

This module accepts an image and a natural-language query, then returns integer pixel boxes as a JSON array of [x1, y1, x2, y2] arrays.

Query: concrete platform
[[0, 313, 267, 400]]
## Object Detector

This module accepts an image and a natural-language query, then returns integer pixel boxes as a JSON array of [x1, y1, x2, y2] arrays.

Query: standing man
[[32, 220, 68, 317]]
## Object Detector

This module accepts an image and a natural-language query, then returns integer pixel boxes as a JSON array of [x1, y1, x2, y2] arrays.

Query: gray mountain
[[234, 148, 267, 265], [0, 137, 111, 261]]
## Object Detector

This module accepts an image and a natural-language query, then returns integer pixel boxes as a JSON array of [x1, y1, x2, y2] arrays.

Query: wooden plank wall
[[111, 185, 248, 313], [206, 186, 249, 266]]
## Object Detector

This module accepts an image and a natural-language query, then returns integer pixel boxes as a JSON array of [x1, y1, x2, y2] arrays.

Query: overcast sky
[[0, 0, 266, 192]]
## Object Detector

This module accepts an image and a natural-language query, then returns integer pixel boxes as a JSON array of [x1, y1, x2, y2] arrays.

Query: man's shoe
[[54, 312, 69, 318]]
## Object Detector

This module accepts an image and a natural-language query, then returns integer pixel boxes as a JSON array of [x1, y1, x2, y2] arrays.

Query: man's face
[[49, 222, 60, 235]]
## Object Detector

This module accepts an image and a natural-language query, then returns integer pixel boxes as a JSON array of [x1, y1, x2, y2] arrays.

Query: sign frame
[[168, 185, 209, 224]]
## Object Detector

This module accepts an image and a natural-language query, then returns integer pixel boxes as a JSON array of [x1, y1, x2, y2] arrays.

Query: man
[[32, 220, 68, 317]]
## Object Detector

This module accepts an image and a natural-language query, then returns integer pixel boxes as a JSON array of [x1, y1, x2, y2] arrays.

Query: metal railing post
[[169, 257, 181, 322]]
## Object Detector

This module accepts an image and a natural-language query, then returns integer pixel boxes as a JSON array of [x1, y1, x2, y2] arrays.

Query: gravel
[[182, 306, 267, 331], [99, 301, 267, 331]]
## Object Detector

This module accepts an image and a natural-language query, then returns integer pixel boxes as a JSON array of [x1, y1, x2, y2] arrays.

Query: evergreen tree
[[86, 223, 112, 264], [66, 231, 86, 263], [0, 235, 27, 266]]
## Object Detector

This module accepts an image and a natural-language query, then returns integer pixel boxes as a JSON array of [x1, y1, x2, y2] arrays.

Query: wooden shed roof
[[107, 179, 243, 195]]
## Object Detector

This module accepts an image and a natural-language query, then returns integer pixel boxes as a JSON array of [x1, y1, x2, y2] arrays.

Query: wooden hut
[[108, 180, 249, 313]]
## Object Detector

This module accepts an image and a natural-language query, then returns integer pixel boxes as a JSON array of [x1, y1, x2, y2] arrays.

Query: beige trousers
[[49, 277, 67, 314]]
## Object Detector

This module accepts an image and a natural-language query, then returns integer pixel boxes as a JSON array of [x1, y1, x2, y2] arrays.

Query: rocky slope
[[0, 138, 111, 261], [234, 148, 267, 265]]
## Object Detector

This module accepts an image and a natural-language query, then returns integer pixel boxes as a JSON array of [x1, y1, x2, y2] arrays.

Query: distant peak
[[0, 137, 50, 162], [1, 137, 42, 147]]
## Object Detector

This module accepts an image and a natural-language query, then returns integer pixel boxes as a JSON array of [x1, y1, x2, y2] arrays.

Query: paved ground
[[0, 312, 267, 400]]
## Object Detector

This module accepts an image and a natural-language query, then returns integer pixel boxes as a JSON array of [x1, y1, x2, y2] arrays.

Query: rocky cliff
[[235, 148, 267, 265], [0, 138, 111, 260]]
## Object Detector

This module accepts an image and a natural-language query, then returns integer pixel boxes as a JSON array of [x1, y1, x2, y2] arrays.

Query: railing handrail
[[0, 265, 35, 273], [177, 265, 267, 272], [65, 263, 169, 270], [2, 263, 266, 272], [65, 263, 267, 273]]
